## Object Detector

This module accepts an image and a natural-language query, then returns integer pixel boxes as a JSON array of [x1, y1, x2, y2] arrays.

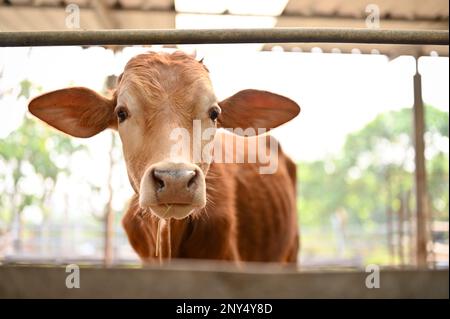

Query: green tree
[[299, 105, 449, 225], [0, 79, 85, 251]]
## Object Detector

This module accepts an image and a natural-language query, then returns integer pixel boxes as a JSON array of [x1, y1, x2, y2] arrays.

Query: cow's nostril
[[187, 170, 198, 189], [152, 170, 165, 191]]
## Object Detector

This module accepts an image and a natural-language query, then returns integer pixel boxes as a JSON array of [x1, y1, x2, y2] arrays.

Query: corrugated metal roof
[[285, 0, 448, 20], [5, 0, 448, 19]]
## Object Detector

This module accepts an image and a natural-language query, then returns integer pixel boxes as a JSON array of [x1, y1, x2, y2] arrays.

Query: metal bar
[[0, 28, 448, 47]]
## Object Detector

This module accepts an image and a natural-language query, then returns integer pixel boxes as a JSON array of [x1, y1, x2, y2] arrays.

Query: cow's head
[[29, 52, 299, 220]]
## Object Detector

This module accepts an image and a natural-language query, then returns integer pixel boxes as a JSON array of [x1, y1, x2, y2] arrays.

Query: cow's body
[[29, 51, 300, 264], [123, 132, 299, 262]]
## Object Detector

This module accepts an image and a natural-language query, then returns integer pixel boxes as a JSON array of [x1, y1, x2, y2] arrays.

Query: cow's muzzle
[[139, 162, 206, 219]]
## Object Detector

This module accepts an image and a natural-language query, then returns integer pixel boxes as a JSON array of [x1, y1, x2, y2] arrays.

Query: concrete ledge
[[0, 262, 448, 298]]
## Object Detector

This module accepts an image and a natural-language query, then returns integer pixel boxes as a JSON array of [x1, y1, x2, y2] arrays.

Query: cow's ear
[[218, 89, 300, 136], [29, 87, 117, 138]]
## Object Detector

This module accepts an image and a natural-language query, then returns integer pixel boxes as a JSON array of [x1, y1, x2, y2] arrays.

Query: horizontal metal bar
[[0, 28, 448, 47]]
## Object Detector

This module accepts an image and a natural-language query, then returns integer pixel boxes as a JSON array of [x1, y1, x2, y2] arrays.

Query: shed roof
[[0, 0, 448, 56]]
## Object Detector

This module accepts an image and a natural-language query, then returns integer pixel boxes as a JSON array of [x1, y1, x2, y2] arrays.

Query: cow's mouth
[[148, 203, 202, 220]]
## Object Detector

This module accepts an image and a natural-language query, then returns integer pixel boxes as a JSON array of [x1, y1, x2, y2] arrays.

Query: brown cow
[[28, 51, 300, 263]]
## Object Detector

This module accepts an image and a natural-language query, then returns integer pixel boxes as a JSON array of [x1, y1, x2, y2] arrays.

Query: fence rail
[[0, 28, 448, 47], [0, 264, 448, 298]]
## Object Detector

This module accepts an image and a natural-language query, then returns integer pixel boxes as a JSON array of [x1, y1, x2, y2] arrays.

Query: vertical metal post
[[413, 58, 428, 268]]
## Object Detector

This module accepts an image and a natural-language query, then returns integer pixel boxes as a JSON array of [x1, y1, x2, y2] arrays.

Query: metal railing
[[0, 28, 448, 47]]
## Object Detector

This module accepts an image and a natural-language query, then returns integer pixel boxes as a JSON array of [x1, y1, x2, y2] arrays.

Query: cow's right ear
[[28, 87, 116, 138]]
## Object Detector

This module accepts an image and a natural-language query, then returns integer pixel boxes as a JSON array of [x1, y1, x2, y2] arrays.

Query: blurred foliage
[[298, 105, 449, 226], [0, 80, 85, 229]]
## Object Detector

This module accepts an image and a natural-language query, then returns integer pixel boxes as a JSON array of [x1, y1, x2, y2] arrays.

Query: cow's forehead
[[116, 52, 214, 108], [121, 51, 210, 86]]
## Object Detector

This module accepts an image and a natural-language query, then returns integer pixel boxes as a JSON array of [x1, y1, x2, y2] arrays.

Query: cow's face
[[29, 51, 300, 220], [115, 52, 217, 219]]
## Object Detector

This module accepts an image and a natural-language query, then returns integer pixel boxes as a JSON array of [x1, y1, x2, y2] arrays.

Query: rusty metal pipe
[[0, 28, 448, 47]]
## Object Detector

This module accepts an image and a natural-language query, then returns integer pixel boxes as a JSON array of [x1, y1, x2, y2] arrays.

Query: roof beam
[[90, 0, 120, 29]]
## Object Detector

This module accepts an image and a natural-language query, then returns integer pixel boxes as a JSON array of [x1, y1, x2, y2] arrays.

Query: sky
[[0, 46, 449, 224]]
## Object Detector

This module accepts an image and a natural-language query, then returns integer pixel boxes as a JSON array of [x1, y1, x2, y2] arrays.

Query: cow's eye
[[208, 106, 221, 122], [116, 107, 129, 123]]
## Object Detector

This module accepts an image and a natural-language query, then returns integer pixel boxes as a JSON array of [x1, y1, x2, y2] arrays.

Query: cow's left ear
[[218, 89, 300, 136]]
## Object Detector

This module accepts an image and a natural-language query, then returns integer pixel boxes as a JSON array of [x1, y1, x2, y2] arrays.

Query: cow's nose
[[139, 162, 206, 216], [152, 169, 197, 192], [150, 166, 199, 204]]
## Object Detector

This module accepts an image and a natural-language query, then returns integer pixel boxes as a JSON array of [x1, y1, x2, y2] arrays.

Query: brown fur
[[123, 134, 298, 263]]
